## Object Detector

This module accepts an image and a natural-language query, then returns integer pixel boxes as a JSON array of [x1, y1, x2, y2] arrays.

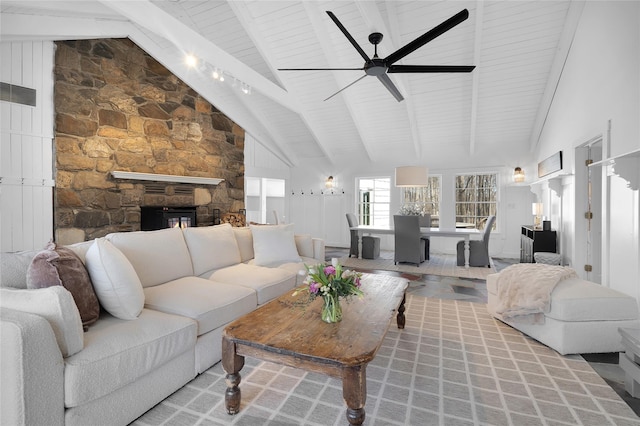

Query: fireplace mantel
[[111, 171, 224, 186]]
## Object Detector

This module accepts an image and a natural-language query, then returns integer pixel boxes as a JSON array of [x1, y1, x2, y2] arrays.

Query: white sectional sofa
[[0, 223, 325, 426], [487, 271, 640, 355]]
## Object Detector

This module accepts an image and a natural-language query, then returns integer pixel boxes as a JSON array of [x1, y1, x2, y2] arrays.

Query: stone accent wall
[[54, 38, 244, 243]]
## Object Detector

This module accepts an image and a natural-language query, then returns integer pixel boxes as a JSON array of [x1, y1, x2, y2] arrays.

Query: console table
[[520, 226, 557, 263]]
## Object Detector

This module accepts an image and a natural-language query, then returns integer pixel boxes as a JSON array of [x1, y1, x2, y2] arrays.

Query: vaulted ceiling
[[1, 0, 580, 170]]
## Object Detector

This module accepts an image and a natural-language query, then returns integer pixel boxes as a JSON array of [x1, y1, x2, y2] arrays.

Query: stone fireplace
[[53, 38, 245, 244]]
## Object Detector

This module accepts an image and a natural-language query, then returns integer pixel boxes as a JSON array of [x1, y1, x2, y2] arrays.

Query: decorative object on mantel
[[395, 166, 429, 187], [513, 167, 525, 183], [294, 260, 363, 323], [221, 212, 246, 227], [538, 151, 563, 178], [110, 171, 224, 186]]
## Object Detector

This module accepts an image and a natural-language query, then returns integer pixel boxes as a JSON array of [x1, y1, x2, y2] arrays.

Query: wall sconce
[[395, 166, 429, 187], [513, 167, 525, 183], [325, 176, 334, 188], [532, 203, 543, 229]]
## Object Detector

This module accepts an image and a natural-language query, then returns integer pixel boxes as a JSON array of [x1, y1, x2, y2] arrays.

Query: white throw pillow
[[250, 224, 301, 267], [85, 238, 144, 320], [233, 227, 254, 262], [182, 224, 242, 275], [0, 286, 84, 357]]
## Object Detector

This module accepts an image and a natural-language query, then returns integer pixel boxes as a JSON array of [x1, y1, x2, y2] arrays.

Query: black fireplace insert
[[141, 207, 197, 231]]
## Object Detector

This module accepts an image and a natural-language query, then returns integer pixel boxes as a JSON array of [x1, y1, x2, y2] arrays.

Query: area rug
[[339, 251, 496, 280], [132, 296, 640, 426]]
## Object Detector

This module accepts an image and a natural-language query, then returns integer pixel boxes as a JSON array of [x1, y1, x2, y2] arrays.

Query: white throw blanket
[[494, 263, 577, 323]]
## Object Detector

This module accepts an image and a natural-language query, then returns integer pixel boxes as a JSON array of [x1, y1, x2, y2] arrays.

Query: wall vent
[[144, 183, 166, 194], [174, 186, 194, 195]]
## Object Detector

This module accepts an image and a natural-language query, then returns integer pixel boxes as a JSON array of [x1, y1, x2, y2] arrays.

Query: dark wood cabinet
[[520, 226, 557, 263]]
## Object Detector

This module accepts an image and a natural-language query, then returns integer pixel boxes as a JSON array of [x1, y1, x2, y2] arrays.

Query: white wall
[[0, 41, 55, 252], [288, 159, 533, 257], [535, 1, 640, 297]]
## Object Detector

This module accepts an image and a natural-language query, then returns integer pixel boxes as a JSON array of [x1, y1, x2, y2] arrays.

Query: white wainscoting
[[289, 193, 348, 247], [1, 41, 55, 251]]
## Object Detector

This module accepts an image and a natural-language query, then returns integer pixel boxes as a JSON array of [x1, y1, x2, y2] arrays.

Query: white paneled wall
[[0, 41, 55, 252], [244, 133, 289, 172]]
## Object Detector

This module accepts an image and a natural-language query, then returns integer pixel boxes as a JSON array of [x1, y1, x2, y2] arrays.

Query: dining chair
[[393, 215, 426, 266], [456, 215, 496, 267], [418, 214, 431, 260], [346, 213, 380, 259]]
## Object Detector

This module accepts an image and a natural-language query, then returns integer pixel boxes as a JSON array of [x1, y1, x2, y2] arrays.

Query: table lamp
[[532, 203, 543, 229]]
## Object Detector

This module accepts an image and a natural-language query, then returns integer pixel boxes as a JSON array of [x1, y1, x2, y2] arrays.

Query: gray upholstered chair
[[456, 215, 496, 267], [346, 213, 380, 259], [394, 215, 426, 266], [418, 214, 431, 260]]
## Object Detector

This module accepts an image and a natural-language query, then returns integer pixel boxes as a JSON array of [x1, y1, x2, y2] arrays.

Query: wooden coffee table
[[222, 273, 408, 425]]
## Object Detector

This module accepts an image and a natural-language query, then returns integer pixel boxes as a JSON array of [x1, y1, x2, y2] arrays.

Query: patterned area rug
[[132, 296, 640, 426], [339, 252, 496, 280]]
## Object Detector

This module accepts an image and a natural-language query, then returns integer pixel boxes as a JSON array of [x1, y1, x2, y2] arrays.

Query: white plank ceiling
[[1, 0, 576, 169]]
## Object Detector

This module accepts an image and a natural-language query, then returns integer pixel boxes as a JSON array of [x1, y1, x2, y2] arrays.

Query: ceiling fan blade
[[384, 9, 470, 66], [278, 67, 364, 71], [376, 74, 404, 102], [387, 65, 475, 73], [326, 11, 371, 62], [324, 74, 368, 101]]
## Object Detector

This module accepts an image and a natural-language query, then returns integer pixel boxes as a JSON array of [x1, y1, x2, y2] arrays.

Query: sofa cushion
[[0, 250, 41, 289], [546, 278, 639, 322], [27, 242, 100, 330], [233, 227, 254, 262], [207, 264, 297, 305], [143, 276, 257, 335], [106, 228, 193, 288], [85, 238, 145, 320], [250, 224, 301, 267], [182, 224, 241, 275], [276, 258, 316, 285], [64, 308, 196, 408], [0, 286, 84, 357]]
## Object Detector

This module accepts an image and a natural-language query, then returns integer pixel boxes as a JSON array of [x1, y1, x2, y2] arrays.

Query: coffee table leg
[[397, 293, 406, 329], [221, 336, 245, 415], [343, 365, 367, 425]]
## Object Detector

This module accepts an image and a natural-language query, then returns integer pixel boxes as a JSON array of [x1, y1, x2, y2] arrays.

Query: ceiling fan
[[278, 9, 475, 102]]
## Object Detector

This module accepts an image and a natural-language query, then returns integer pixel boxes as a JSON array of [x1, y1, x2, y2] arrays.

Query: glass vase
[[321, 294, 342, 323]]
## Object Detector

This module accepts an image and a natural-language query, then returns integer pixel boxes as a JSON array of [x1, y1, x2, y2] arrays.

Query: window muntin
[[455, 173, 497, 229], [357, 177, 390, 226]]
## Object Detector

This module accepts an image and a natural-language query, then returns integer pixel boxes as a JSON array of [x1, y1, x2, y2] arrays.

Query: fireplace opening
[[141, 207, 197, 231]]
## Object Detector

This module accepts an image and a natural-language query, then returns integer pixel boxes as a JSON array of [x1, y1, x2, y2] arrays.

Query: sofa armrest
[[1, 308, 65, 426], [312, 238, 325, 263]]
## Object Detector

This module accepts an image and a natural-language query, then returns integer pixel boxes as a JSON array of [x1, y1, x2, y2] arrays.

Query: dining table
[[350, 224, 482, 268]]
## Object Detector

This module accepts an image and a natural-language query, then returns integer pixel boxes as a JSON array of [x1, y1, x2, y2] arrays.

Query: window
[[455, 173, 498, 229], [357, 177, 390, 226], [400, 176, 441, 227]]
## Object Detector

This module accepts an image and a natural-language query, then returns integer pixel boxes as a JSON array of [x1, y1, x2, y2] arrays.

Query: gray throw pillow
[[27, 242, 100, 330]]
